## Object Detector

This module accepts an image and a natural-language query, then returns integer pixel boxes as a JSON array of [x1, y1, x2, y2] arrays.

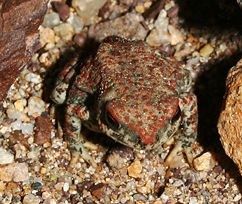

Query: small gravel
[[0, 0, 242, 203], [42, 12, 60, 28], [0, 147, 14, 165]]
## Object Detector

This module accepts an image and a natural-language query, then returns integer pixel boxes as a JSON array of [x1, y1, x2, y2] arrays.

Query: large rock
[[0, 0, 48, 101], [217, 59, 242, 174]]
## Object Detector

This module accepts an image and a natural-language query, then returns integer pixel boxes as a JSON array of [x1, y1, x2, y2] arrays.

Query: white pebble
[[7, 108, 23, 120], [72, 0, 107, 25], [54, 23, 74, 41], [25, 72, 42, 84], [0, 147, 14, 165], [21, 123, 34, 135], [233, 194, 241, 202], [40, 27, 56, 47], [27, 96, 45, 117], [23, 194, 40, 204], [43, 12, 60, 28], [14, 99, 27, 112], [67, 13, 84, 33], [189, 197, 198, 204], [63, 182, 69, 192], [13, 162, 29, 182]]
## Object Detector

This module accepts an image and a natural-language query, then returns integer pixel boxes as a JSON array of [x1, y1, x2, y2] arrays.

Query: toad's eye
[[105, 111, 120, 130], [171, 107, 181, 124]]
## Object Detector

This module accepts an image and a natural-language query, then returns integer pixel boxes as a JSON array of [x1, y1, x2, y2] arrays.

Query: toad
[[51, 36, 198, 166]]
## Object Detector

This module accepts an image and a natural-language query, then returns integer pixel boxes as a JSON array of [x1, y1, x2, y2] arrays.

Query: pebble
[[88, 13, 147, 41], [189, 197, 198, 204], [7, 107, 28, 121], [27, 96, 45, 117], [135, 4, 145, 13], [233, 194, 242, 202], [193, 152, 216, 171], [25, 72, 42, 84], [21, 122, 34, 135], [133, 193, 147, 202], [106, 146, 134, 169], [13, 162, 29, 182], [146, 10, 170, 46], [153, 201, 163, 204], [73, 32, 87, 47], [127, 160, 142, 178], [167, 25, 184, 45], [72, 0, 107, 25], [90, 183, 107, 200], [0, 163, 29, 182], [67, 13, 84, 33], [39, 27, 56, 47], [42, 12, 60, 28], [14, 99, 27, 112], [54, 23, 74, 41], [0, 147, 14, 165], [23, 194, 41, 204], [34, 115, 52, 145], [77, 180, 94, 195], [63, 182, 69, 192], [199, 44, 214, 57], [51, 1, 70, 22]]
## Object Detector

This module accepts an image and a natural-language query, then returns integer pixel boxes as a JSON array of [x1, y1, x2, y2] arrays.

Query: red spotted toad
[[51, 36, 198, 166]]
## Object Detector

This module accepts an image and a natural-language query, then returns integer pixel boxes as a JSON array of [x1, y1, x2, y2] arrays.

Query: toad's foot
[[69, 140, 97, 168], [164, 141, 193, 168]]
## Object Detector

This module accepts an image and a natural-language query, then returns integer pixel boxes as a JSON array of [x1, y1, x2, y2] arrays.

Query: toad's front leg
[[65, 88, 96, 167], [165, 93, 198, 166]]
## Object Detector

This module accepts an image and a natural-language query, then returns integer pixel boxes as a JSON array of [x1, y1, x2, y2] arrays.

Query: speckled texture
[[1, 0, 242, 203], [51, 36, 197, 165], [218, 59, 242, 175]]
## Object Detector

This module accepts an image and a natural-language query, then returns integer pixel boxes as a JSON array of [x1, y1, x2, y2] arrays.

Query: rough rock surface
[[0, 0, 48, 101], [218, 59, 242, 175]]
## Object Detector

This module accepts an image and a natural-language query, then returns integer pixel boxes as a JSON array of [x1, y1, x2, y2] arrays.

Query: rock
[[106, 146, 134, 169], [76, 180, 94, 195], [53, 23, 74, 42], [67, 14, 84, 33], [14, 99, 27, 112], [146, 10, 169, 46], [0, 147, 14, 165], [0, 0, 48, 102], [88, 13, 148, 41], [127, 160, 142, 178], [199, 44, 214, 57], [146, 10, 184, 47], [27, 96, 45, 117], [23, 194, 41, 204], [73, 33, 87, 47], [12, 162, 29, 182], [39, 27, 56, 48], [193, 152, 216, 171], [34, 115, 52, 145], [0, 162, 29, 182], [72, 0, 107, 25], [51, 1, 70, 22], [89, 183, 107, 199], [42, 12, 60, 28], [217, 59, 242, 175]]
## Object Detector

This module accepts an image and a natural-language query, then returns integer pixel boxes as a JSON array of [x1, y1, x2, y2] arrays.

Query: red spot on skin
[[83, 73, 89, 78], [107, 103, 168, 145]]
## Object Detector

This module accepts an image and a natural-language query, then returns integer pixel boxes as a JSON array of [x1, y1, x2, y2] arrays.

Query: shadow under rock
[[194, 52, 242, 191], [176, 0, 242, 29]]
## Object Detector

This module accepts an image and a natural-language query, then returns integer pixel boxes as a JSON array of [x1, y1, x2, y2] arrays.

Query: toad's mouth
[[99, 109, 146, 149], [99, 106, 181, 150]]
